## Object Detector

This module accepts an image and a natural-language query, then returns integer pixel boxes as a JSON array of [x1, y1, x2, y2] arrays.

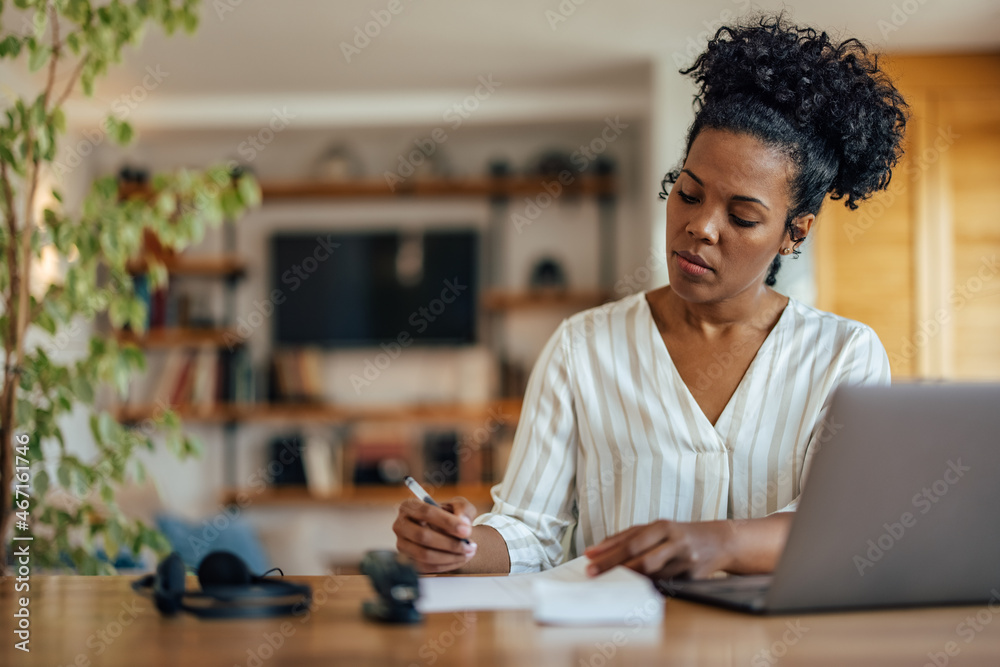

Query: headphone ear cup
[[197, 551, 252, 590], [153, 552, 186, 616]]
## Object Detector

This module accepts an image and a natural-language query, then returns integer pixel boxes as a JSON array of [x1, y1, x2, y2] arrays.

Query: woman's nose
[[685, 206, 721, 244]]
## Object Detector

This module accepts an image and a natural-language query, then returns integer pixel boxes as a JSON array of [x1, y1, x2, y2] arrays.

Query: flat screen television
[[271, 229, 478, 347]]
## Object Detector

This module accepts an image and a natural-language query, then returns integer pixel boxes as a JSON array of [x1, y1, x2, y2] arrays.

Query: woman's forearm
[[453, 525, 511, 574], [720, 512, 794, 574]]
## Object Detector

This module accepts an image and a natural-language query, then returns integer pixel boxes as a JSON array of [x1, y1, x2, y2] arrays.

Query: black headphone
[[132, 551, 312, 619]]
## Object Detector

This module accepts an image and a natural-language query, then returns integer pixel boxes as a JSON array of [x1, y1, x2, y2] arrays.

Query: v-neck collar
[[642, 292, 793, 434]]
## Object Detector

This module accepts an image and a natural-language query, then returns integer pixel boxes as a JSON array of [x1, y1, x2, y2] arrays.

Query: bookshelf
[[125, 254, 246, 278], [116, 171, 615, 505], [116, 399, 522, 426], [481, 288, 610, 311], [115, 327, 240, 347], [220, 483, 496, 509], [260, 174, 615, 199]]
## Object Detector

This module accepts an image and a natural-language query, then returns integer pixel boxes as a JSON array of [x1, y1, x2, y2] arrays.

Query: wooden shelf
[[115, 399, 523, 426], [481, 288, 610, 311], [260, 174, 615, 200], [120, 174, 616, 201], [114, 327, 241, 348], [220, 483, 496, 508], [127, 254, 247, 279]]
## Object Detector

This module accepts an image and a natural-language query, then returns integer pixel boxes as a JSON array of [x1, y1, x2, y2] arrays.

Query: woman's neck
[[650, 284, 789, 340]]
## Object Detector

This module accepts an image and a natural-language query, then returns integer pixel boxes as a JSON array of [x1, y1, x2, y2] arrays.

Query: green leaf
[[98, 411, 114, 444], [0, 35, 22, 59], [28, 42, 51, 72], [51, 107, 66, 133], [0, 143, 15, 165], [57, 462, 72, 489], [237, 175, 262, 208], [89, 413, 103, 445], [108, 117, 133, 145], [34, 469, 49, 499], [72, 372, 94, 402], [15, 397, 33, 428]]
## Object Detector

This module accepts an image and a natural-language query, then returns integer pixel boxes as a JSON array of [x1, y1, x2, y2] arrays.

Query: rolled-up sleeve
[[774, 325, 892, 514], [473, 321, 579, 572]]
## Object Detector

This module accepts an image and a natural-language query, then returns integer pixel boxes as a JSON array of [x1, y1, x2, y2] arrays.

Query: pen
[[403, 476, 472, 545]]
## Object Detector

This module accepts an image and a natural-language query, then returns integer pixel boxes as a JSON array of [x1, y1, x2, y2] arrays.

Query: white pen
[[403, 476, 472, 545]]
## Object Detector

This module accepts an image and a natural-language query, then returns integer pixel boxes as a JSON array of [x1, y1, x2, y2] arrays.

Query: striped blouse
[[473, 291, 892, 573]]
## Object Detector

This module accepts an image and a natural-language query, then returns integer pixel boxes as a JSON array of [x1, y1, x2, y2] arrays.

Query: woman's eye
[[677, 190, 698, 204], [676, 188, 758, 227]]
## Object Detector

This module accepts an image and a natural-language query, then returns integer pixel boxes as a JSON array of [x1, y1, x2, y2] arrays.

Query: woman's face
[[665, 128, 812, 304]]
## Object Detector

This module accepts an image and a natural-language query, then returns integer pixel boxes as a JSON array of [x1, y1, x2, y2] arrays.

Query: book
[[169, 352, 197, 405], [152, 350, 187, 403]]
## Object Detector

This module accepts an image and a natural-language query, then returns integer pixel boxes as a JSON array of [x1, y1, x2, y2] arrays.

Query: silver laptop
[[658, 382, 1000, 614]]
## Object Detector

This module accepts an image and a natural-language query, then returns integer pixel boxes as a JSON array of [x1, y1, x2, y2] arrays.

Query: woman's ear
[[787, 213, 816, 249]]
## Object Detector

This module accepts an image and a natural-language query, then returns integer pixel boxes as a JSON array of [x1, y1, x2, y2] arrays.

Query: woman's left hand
[[583, 519, 734, 581]]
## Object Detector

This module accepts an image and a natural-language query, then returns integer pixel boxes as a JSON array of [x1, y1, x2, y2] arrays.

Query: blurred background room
[[2, 0, 997, 575]]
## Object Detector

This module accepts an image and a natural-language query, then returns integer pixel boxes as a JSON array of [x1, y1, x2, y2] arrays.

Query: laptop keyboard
[[661, 575, 772, 609]]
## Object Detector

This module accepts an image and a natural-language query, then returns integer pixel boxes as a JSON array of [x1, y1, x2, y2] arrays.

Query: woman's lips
[[675, 251, 713, 277]]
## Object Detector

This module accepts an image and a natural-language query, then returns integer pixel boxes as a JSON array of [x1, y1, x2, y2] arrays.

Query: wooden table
[[3, 574, 1000, 666]]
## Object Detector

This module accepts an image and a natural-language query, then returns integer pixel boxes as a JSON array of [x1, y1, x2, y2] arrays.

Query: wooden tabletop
[[3, 574, 1000, 666]]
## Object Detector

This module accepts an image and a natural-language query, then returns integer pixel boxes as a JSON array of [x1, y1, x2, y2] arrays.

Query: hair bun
[[683, 13, 908, 210]]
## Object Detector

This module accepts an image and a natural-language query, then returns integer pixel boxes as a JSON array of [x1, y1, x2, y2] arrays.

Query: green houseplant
[[0, 0, 260, 573]]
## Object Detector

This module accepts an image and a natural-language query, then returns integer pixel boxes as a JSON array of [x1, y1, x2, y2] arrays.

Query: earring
[[779, 247, 793, 255]]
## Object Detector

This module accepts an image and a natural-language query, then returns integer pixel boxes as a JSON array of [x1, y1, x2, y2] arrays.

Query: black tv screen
[[272, 230, 478, 346]]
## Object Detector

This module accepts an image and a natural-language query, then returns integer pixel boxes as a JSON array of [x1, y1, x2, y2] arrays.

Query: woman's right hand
[[393, 496, 479, 573]]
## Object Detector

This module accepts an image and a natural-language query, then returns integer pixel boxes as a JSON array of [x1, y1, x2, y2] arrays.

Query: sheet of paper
[[415, 556, 664, 626]]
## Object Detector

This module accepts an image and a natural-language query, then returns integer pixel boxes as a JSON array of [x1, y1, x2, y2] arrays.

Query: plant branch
[[42, 1, 61, 113], [17, 2, 62, 371], [53, 55, 87, 111], [0, 161, 18, 322]]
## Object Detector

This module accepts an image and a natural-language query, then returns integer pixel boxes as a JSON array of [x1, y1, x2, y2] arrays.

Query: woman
[[392, 14, 907, 581]]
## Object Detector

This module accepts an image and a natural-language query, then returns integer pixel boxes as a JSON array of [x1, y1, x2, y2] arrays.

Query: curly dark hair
[[659, 13, 908, 286]]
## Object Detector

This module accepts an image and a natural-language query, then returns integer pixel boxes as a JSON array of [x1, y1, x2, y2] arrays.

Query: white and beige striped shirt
[[474, 291, 891, 573]]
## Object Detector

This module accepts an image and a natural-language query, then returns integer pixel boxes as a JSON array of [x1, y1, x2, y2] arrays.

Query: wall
[[73, 117, 649, 571], [814, 53, 1000, 379]]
